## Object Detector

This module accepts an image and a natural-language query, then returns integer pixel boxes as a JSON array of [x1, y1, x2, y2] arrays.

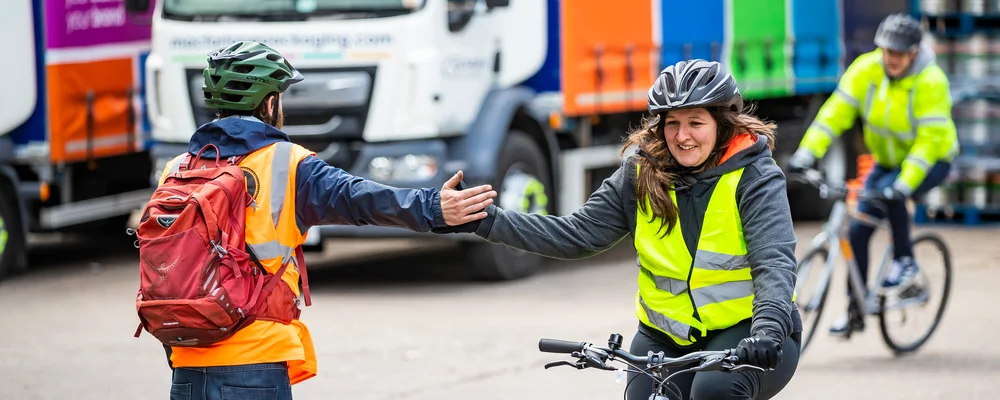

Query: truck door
[[437, 0, 501, 134]]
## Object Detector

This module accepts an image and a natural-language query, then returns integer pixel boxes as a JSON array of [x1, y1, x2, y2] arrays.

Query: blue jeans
[[846, 160, 951, 298], [170, 362, 293, 400]]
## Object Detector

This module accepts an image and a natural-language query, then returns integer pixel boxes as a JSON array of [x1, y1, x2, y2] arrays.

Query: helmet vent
[[683, 72, 700, 91], [665, 76, 677, 94], [266, 54, 282, 62], [233, 65, 254, 74], [221, 93, 243, 102], [210, 75, 222, 85], [269, 70, 289, 80], [225, 81, 253, 91]]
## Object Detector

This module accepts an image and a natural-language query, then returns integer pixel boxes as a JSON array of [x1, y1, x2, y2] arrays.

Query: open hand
[[440, 170, 497, 226]]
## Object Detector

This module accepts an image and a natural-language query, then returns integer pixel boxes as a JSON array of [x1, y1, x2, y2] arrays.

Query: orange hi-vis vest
[[157, 141, 319, 384]]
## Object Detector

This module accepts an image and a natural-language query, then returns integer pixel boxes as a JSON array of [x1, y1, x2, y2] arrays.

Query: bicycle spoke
[[878, 233, 952, 355]]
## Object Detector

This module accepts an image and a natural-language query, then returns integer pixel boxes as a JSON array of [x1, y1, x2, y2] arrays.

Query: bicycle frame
[[799, 198, 895, 317]]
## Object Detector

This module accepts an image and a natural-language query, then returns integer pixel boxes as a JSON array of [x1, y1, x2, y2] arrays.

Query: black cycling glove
[[735, 330, 783, 370]]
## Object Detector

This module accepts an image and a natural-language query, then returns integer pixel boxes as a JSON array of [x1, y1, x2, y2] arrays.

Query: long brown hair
[[621, 105, 778, 236]]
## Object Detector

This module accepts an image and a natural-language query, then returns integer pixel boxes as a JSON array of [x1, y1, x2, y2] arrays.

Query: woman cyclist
[[439, 59, 801, 399]]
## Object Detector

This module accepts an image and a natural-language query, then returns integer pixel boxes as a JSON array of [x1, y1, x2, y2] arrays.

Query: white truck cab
[[144, 0, 559, 279]]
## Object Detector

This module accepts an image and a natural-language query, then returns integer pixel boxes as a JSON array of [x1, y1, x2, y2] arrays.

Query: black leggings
[[625, 320, 800, 400]]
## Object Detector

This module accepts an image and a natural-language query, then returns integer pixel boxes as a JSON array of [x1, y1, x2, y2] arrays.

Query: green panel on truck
[[729, 0, 791, 99]]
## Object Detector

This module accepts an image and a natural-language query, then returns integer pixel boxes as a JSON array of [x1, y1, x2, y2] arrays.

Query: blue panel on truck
[[842, 0, 910, 61], [522, 0, 561, 93], [138, 51, 152, 148], [791, 0, 842, 94], [11, 0, 48, 146], [658, 0, 725, 65]]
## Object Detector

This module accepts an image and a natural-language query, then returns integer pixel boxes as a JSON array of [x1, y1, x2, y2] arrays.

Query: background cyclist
[[787, 13, 959, 336]]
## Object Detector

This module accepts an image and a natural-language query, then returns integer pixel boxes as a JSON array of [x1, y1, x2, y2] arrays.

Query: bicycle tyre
[[877, 232, 952, 355], [795, 247, 831, 354]]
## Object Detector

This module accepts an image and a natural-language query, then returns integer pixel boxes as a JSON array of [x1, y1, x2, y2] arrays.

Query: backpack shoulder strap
[[178, 153, 192, 171], [295, 246, 311, 306]]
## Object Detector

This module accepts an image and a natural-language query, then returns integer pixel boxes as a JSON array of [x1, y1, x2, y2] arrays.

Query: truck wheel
[[0, 191, 26, 279], [463, 131, 551, 281]]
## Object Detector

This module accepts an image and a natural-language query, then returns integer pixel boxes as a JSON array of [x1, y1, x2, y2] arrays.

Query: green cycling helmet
[[202, 41, 304, 111]]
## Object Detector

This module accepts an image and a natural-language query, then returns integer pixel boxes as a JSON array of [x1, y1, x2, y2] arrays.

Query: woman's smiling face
[[663, 107, 717, 168]]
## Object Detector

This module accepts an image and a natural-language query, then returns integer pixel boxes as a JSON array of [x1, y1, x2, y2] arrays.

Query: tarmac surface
[[0, 221, 997, 399]]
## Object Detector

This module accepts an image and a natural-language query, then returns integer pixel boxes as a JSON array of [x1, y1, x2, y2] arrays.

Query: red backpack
[[129, 144, 310, 347]]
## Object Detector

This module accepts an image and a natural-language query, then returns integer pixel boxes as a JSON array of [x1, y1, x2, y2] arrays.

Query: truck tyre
[[0, 190, 26, 279], [463, 131, 551, 281]]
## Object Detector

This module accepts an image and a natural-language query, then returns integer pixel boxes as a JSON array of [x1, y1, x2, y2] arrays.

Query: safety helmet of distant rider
[[201, 40, 304, 123], [874, 13, 923, 52], [643, 59, 744, 171]]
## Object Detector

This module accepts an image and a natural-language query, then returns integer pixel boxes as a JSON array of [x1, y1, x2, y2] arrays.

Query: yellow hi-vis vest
[[634, 165, 753, 346]]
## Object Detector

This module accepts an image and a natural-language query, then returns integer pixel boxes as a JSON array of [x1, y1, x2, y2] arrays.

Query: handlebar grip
[[538, 339, 585, 354]]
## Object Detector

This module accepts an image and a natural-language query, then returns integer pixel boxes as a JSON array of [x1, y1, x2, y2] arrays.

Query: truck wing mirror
[[485, 0, 509, 9]]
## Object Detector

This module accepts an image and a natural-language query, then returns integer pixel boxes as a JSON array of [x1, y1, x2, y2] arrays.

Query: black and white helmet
[[647, 59, 743, 115], [874, 13, 923, 52]]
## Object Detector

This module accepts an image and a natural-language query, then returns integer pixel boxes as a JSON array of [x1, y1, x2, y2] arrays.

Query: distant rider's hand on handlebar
[[735, 330, 783, 370], [786, 148, 816, 174], [860, 186, 906, 202]]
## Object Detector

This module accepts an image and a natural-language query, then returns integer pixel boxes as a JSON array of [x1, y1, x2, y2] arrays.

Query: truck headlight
[[368, 154, 438, 182]]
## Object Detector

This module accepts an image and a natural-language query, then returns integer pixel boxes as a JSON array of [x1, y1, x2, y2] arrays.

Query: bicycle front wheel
[[878, 232, 953, 355], [794, 247, 831, 354]]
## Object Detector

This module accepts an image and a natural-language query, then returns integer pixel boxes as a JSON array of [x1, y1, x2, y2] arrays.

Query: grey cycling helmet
[[647, 59, 743, 114], [874, 14, 923, 52]]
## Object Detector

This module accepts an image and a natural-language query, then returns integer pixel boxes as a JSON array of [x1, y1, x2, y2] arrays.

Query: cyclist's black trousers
[[626, 320, 800, 400], [847, 161, 951, 299]]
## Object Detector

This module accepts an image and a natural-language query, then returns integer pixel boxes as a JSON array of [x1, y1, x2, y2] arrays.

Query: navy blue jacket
[[185, 116, 447, 234]]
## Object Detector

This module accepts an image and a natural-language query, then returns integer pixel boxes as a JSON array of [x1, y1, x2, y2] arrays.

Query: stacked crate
[[914, 0, 1000, 224]]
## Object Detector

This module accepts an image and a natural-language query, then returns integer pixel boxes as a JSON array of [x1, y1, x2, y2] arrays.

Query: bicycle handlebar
[[538, 333, 764, 375], [789, 168, 883, 203]]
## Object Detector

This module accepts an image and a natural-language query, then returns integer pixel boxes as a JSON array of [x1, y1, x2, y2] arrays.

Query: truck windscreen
[[163, 0, 424, 21]]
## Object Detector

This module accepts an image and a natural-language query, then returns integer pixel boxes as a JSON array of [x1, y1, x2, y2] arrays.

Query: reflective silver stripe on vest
[[691, 280, 754, 306], [248, 239, 296, 264], [905, 155, 932, 171], [916, 116, 948, 126], [640, 266, 688, 295], [810, 122, 837, 141], [639, 295, 692, 340], [865, 122, 915, 141], [693, 250, 749, 271], [270, 142, 293, 227], [835, 87, 860, 108], [864, 84, 876, 122]]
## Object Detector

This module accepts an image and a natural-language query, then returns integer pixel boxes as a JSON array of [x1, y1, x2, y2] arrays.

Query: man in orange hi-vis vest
[[152, 41, 496, 400]]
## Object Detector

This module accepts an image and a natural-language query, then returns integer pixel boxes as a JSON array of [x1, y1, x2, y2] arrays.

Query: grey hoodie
[[473, 134, 803, 342]]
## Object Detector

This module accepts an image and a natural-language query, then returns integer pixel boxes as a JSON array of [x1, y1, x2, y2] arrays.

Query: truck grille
[[185, 66, 376, 171]]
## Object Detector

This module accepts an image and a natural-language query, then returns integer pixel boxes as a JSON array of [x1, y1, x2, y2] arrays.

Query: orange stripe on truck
[[45, 58, 138, 163], [561, 0, 657, 116]]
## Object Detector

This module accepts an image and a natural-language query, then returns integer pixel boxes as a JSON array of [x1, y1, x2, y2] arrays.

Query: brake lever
[[727, 364, 768, 373], [544, 360, 585, 370], [583, 354, 617, 371]]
